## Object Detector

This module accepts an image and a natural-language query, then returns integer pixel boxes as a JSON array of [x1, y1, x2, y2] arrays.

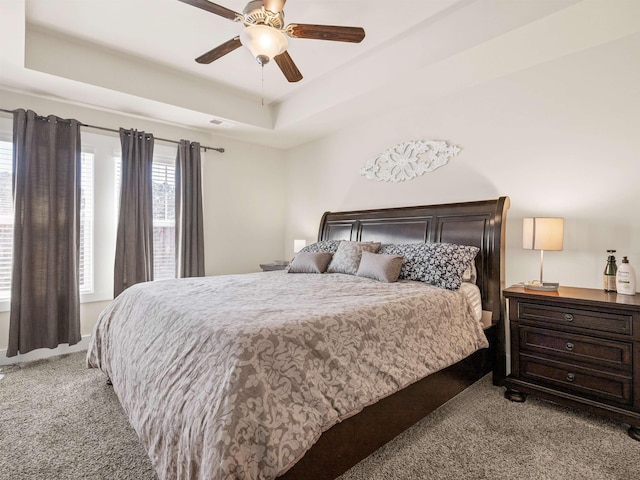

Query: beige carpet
[[0, 352, 636, 480]]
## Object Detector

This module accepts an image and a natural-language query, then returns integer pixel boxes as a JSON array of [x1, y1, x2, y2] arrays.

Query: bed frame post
[[492, 196, 510, 386]]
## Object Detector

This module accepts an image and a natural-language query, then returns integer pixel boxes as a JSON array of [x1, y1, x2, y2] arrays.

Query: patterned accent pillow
[[299, 240, 342, 254], [356, 251, 404, 283], [379, 242, 479, 290], [378, 243, 428, 282], [287, 252, 333, 274], [327, 241, 382, 275]]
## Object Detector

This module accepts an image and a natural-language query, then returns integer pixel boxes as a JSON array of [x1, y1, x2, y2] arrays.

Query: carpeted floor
[[0, 352, 636, 480]]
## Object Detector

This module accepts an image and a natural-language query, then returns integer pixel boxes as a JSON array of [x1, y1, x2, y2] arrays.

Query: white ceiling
[[1, 0, 639, 148], [25, 0, 459, 103]]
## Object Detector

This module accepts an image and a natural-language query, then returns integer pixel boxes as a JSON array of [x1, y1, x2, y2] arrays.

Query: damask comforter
[[87, 271, 488, 480]]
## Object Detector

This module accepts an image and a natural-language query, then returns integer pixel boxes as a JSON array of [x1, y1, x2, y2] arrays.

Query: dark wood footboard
[[278, 196, 509, 479], [278, 325, 497, 480]]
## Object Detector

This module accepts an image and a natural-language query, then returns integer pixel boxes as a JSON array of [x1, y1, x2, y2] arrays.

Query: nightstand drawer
[[517, 302, 632, 336], [519, 326, 632, 371], [520, 355, 633, 405]]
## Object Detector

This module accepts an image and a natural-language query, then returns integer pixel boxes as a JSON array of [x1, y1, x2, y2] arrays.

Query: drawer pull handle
[[564, 313, 574, 322], [566, 372, 576, 382], [566, 342, 575, 351]]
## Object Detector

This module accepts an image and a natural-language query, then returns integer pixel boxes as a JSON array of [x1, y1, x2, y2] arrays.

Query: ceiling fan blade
[[263, 0, 286, 14], [274, 51, 303, 83], [287, 24, 365, 43], [178, 0, 240, 21], [196, 37, 242, 64]]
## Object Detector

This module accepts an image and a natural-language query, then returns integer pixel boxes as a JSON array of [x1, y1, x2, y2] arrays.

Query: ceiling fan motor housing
[[243, 0, 284, 29]]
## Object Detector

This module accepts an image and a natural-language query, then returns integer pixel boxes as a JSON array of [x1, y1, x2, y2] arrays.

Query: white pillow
[[462, 262, 478, 283]]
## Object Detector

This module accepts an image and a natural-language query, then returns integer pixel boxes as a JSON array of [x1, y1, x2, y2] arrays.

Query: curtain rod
[[0, 108, 225, 153]]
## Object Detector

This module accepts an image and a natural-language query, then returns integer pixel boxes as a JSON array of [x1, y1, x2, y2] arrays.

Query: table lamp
[[293, 239, 307, 253], [523, 217, 564, 291]]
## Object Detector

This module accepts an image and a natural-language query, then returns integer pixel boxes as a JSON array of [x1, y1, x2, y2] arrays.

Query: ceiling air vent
[[209, 119, 235, 129]]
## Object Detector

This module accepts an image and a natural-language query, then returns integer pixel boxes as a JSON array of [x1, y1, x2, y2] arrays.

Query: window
[[0, 135, 95, 301], [115, 146, 177, 281], [151, 156, 176, 280], [0, 123, 177, 308], [0, 140, 12, 300]]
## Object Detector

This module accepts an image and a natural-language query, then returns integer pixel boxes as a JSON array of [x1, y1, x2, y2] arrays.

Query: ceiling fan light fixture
[[240, 24, 288, 65], [180, 0, 365, 83]]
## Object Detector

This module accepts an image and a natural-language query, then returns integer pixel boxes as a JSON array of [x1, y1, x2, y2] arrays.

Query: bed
[[87, 196, 509, 480]]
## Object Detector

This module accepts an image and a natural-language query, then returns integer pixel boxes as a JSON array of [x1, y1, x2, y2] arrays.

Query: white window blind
[[152, 157, 176, 280], [0, 141, 12, 300], [79, 153, 94, 293], [115, 155, 176, 281]]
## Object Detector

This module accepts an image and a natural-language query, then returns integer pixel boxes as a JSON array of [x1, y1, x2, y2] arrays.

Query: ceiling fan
[[178, 0, 366, 82]]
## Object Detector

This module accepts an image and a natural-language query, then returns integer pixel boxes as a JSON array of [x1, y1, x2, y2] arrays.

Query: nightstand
[[259, 263, 288, 272], [503, 285, 640, 441]]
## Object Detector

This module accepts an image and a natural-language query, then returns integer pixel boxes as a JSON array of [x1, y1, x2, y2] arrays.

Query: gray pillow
[[327, 241, 382, 275], [285, 240, 341, 272], [356, 251, 404, 283], [287, 252, 333, 274]]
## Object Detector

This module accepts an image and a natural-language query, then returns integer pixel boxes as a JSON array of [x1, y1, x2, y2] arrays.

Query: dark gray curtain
[[7, 109, 81, 357], [175, 140, 205, 278], [114, 128, 154, 297]]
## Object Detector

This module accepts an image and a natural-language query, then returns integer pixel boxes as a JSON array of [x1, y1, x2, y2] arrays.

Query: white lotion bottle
[[616, 256, 636, 295]]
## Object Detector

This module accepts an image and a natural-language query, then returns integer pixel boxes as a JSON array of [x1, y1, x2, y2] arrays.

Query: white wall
[[4, 30, 640, 364], [284, 32, 640, 292], [0, 89, 287, 363]]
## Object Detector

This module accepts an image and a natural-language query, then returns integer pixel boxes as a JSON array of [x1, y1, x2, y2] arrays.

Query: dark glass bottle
[[604, 250, 617, 292]]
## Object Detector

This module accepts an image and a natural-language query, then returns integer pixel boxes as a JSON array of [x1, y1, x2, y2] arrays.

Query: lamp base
[[524, 281, 560, 292]]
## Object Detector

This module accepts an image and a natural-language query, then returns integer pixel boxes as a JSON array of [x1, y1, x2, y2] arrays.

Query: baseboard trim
[[0, 335, 91, 366]]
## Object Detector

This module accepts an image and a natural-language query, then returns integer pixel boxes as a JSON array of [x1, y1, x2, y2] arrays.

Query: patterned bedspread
[[87, 271, 488, 480]]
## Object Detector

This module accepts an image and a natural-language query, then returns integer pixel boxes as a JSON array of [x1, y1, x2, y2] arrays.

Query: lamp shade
[[523, 217, 564, 251], [293, 239, 306, 253], [240, 24, 288, 65]]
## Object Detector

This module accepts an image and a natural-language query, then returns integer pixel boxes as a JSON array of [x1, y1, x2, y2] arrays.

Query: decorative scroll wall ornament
[[359, 140, 461, 182]]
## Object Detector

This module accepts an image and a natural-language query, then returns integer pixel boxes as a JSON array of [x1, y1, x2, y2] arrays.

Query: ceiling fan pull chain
[[261, 64, 265, 106]]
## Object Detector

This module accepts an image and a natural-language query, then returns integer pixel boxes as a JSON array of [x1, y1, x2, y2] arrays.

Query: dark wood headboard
[[317, 197, 510, 326]]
